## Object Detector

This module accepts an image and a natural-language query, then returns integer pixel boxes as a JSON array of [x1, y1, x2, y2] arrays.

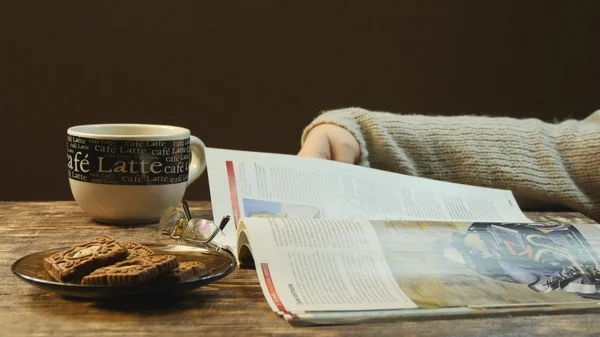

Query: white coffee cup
[[66, 124, 206, 224]]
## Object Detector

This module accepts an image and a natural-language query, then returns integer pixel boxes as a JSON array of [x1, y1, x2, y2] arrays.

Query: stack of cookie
[[43, 236, 208, 286]]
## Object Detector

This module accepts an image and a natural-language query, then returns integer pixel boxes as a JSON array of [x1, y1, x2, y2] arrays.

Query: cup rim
[[67, 123, 191, 140]]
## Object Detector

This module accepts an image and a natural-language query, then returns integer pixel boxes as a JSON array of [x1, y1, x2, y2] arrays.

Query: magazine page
[[237, 217, 419, 314], [239, 217, 600, 325], [205, 147, 531, 251]]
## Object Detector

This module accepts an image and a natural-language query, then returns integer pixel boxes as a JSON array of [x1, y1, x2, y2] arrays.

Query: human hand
[[297, 124, 360, 164]]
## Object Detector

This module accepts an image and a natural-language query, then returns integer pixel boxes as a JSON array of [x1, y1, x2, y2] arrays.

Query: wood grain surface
[[2, 201, 600, 336]]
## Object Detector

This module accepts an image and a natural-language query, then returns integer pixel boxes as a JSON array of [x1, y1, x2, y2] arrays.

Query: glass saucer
[[11, 243, 237, 300]]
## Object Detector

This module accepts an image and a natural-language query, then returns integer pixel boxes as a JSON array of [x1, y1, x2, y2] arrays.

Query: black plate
[[11, 243, 237, 299]]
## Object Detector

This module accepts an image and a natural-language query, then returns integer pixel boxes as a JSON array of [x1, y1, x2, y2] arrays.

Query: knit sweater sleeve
[[301, 107, 600, 221]]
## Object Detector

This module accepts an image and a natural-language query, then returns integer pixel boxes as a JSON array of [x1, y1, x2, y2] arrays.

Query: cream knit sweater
[[301, 107, 600, 222]]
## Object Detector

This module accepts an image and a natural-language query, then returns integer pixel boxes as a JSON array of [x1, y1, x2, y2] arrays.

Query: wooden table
[[2, 201, 600, 336]]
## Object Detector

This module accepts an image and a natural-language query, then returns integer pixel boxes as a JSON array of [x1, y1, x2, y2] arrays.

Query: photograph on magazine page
[[373, 221, 600, 309], [242, 198, 322, 219]]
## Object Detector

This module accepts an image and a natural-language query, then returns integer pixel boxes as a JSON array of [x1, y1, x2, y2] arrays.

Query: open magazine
[[205, 148, 600, 325]]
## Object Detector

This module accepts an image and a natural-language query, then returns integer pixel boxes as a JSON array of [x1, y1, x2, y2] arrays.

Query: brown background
[[1, 1, 599, 202]]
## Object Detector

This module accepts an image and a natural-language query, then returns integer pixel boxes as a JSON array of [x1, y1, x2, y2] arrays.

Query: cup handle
[[188, 136, 207, 186]]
